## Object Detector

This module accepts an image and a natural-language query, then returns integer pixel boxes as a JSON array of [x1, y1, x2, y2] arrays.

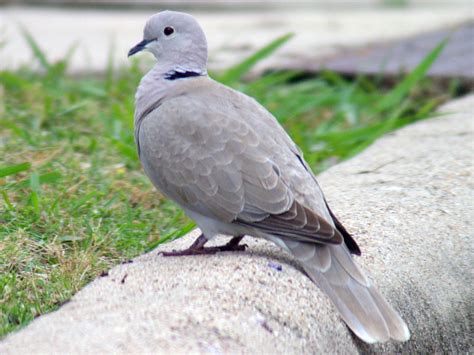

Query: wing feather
[[138, 84, 342, 246]]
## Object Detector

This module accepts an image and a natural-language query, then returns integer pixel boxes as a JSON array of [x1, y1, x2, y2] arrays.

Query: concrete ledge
[[1, 95, 472, 353]]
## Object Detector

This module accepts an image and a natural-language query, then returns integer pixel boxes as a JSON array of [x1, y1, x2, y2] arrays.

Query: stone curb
[[0, 95, 472, 353]]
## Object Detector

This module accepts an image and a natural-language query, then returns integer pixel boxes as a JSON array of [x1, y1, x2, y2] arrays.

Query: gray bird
[[128, 11, 410, 344]]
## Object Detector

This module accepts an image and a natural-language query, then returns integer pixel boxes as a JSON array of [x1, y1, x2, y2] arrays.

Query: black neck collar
[[164, 69, 205, 81]]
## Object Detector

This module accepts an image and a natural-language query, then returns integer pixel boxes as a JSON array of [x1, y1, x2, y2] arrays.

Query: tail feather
[[276, 237, 410, 343], [368, 284, 411, 342]]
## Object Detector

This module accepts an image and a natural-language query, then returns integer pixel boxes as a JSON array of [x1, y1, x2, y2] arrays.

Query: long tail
[[272, 237, 410, 343]]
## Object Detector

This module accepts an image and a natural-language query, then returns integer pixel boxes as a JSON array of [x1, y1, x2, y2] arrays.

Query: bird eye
[[163, 26, 174, 36]]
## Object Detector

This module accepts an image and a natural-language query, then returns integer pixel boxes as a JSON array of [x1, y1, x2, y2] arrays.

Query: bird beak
[[128, 38, 155, 57]]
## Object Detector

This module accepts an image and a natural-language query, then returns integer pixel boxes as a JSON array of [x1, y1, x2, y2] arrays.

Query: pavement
[[0, 94, 472, 354], [1, 5, 473, 73]]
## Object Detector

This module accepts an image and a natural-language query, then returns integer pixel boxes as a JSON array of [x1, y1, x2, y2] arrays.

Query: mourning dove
[[128, 10, 410, 344]]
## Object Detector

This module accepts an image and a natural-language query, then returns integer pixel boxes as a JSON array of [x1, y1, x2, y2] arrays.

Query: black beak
[[128, 39, 154, 57]]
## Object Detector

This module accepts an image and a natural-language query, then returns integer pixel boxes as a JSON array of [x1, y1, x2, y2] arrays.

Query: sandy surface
[[0, 95, 472, 353]]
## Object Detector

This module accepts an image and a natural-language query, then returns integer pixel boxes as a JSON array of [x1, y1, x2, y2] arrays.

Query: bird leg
[[160, 234, 247, 257]]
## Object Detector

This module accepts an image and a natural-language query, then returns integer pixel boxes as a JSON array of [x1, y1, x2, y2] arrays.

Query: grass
[[0, 33, 452, 337]]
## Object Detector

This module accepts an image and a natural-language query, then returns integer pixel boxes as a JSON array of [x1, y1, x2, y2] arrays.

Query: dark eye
[[163, 26, 174, 36]]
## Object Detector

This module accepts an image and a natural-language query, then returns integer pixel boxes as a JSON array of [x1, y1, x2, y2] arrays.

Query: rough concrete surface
[[1, 95, 473, 354]]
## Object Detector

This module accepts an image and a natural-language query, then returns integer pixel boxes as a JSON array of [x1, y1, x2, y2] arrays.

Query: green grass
[[0, 33, 450, 337]]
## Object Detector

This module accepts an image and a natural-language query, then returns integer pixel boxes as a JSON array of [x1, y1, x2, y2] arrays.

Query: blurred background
[[1, 0, 473, 339], [1, 0, 473, 74]]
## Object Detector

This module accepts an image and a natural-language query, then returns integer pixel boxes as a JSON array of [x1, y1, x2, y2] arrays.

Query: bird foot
[[160, 234, 247, 257]]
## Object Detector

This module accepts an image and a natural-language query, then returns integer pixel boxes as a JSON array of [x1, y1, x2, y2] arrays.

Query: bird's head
[[128, 11, 208, 73]]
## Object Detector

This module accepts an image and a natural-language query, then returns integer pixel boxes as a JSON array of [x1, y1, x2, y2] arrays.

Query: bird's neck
[[163, 67, 207, 81], [134, 63, 207, 127]]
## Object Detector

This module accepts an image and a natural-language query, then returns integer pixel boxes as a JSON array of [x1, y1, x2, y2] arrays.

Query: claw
[[159, 235, 246, 257]]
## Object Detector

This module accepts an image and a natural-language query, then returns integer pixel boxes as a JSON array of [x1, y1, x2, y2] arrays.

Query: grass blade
[[111, 138, 138, 161], [218, 33, 294, 85], [146, 221, 196, 252], [13, 171, 62, 189], [20, 27, 50, 70], [376, 39, 447, 112], [0, 162, 31, 178]]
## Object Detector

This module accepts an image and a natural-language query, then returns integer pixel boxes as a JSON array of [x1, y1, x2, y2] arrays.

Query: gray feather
[[132, 10, 410, 344]]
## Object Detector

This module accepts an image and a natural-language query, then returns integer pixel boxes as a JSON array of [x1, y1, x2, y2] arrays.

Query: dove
[[128, 10, 410, 344]]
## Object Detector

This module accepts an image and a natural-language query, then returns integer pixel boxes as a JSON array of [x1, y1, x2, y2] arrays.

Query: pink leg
[[160, 234, 247, 257]]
